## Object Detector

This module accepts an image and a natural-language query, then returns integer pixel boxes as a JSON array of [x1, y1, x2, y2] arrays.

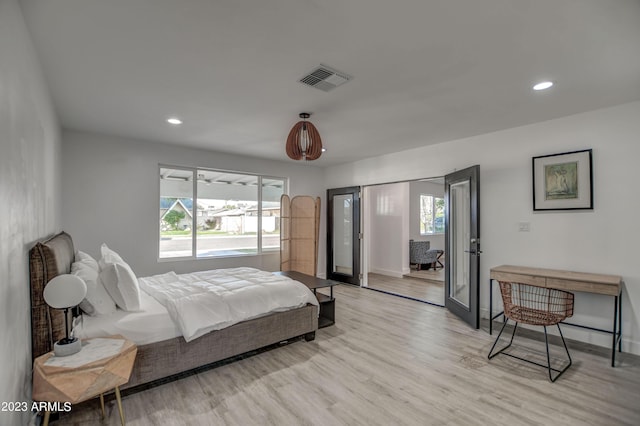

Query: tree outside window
[[164, 210, 185, 230], [420, 194, 444, 234]]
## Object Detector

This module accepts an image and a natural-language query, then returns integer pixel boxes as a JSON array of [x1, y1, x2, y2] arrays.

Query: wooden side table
[[33, 335, 137, 425]]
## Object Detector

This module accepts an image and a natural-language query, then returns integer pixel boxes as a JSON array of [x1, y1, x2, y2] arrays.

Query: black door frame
[[327, 186, 361, 285], [444, 165, 480, 329]]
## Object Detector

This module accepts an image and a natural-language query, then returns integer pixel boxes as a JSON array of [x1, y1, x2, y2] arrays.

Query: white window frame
[[419, 193, 445, 235]]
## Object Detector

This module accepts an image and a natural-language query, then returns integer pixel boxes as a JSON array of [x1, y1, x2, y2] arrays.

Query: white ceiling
[[20, 0, 640, 166]]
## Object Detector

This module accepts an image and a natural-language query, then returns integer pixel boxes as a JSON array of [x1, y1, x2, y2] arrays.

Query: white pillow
[[99, 243, 126, 270], [75, 250, 99, 272], [99, 262, 141, 311], [71, 261, 116, 316]]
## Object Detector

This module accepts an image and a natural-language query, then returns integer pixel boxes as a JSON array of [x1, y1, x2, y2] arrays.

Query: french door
[[327, 186, 361, 285], [444, 165, 481, 328]]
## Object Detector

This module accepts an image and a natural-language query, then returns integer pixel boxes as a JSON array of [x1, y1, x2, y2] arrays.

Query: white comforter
[[138, 268, 318, 342]]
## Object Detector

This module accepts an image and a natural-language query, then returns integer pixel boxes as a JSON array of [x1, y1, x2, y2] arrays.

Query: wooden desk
[[489, 265, 622, 366]]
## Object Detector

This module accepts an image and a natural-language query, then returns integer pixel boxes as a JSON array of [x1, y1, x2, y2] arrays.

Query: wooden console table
[[489, 265, 622, 366]]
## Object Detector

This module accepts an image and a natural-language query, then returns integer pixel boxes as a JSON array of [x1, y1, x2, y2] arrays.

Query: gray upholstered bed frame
[[29, 232, 318, 389]]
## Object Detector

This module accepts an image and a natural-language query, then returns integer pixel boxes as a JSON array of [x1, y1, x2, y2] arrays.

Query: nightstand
[[33, 335, 137, 425], [274, 271, 339, 328]]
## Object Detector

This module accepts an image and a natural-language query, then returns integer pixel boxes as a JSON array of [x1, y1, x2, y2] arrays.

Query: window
[[159, 166, 286, 259], [420, 194, 444, 235]]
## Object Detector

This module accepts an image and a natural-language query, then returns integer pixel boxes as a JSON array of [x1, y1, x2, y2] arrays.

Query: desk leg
[[43, 411, 50, 426], [115, 386, 125, 425], [489, 278, 493, 335], [612, 295, 619, 367], [618, 290, 623, 352]]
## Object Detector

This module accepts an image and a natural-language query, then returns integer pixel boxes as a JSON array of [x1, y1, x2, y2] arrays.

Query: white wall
[[0, 1, 61, 425], [409, 180, 445, 250], [325, 101, 640, 355], [61, 130, 326, 277], [366, 183, 410, 277]]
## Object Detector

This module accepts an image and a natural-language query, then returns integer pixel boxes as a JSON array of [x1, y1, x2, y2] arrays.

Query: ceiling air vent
[[299, 64, 352, 92]]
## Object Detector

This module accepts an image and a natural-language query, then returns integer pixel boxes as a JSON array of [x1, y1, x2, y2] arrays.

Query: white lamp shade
[[43, 274, 87, 309]]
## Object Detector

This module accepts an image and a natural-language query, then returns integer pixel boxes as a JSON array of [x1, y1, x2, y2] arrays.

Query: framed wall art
[[532, 149, 593, 211]]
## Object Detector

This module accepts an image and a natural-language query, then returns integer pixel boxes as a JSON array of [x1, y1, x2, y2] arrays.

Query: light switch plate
[[518, 222, 530, 232]]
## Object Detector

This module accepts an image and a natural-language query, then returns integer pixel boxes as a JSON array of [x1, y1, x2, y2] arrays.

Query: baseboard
[[369, 268, 404, 278], [622, 338, 640, 356]]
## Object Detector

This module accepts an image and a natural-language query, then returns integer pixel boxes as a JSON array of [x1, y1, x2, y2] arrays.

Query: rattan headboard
[[29, 231, 75, 360]]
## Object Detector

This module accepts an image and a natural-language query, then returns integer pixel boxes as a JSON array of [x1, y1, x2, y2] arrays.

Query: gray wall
[[325, 101, 640, 355], [61, 130, 326, 277], [0, 1, 61, 424]]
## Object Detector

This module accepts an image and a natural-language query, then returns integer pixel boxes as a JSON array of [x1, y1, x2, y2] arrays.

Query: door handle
[[464, 250, 482, 255]]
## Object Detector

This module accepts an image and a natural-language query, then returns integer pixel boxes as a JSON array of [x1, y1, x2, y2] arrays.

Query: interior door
[[327, 186, 361, 285], [444, 165, 480, 328]]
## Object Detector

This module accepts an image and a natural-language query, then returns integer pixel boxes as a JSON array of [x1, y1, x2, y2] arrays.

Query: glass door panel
[[327, 187, 360, 285], [449, 180, 470, 308], [332, 194, 354, 275], [445, 165, 480, 328]]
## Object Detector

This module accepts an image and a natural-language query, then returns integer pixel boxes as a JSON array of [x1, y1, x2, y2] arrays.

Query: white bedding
[[76, 268, 319, 345], [139, 268, 318, 342], [74, 289, 181, 345]]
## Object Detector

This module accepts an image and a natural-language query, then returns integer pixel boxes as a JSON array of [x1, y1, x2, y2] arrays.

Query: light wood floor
[[54, 285, 640, 425], [367, 272, 444, 305], [405, 266, 445, 282]]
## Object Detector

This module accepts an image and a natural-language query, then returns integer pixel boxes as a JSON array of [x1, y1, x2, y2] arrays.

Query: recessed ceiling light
[[167, 117, 183, 125], [533, 81, 554, 91], [321, 148, 327, 152]]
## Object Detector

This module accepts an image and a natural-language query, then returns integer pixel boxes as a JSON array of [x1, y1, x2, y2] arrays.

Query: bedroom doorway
[[362, 178, 446, 306], [327, 166, 481, 327]]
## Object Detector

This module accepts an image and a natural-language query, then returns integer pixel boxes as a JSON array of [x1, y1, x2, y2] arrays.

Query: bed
[[29, 231, 318, 389]]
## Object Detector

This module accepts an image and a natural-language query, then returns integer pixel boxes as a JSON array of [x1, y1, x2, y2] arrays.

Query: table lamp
[[43, 274, 87, 357]]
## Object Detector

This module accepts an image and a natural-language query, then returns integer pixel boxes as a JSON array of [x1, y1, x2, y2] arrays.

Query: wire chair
[[488, 281, 575, 382]]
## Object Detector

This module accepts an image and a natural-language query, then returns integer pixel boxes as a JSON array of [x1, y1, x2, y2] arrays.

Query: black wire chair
[[488, 281, 575, 382]]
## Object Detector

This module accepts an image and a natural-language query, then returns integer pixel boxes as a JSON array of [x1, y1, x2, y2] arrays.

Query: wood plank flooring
[[53, 285, 640, 425], [405, 266, 445, 282], [367, 273, 444, 305]]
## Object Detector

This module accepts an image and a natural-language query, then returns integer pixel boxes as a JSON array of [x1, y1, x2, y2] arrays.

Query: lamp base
[[53, 338, 82, 357]]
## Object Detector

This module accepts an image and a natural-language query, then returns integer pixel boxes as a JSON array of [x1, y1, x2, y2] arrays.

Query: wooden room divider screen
[[280, 195, 321, 276]]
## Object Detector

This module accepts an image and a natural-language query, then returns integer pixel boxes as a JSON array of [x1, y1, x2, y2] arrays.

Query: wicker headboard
[[29, 231, 75, 360]]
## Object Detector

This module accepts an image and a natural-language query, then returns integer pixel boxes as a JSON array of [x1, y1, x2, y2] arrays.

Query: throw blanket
[[139, 267, 318, 342]]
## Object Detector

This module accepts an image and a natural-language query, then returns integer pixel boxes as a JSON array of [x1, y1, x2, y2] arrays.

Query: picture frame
[[532, 149, 593, 211]]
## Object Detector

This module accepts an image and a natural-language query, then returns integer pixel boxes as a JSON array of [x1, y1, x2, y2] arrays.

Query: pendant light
[[286, 113, 323, 161]]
